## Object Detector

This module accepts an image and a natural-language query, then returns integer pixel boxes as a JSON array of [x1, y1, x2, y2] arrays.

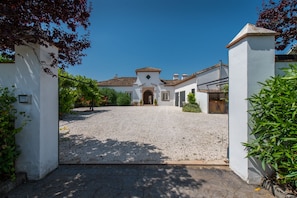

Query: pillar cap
[[226, 23, 277, 48]]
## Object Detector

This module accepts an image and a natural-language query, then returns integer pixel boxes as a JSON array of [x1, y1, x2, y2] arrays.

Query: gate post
[[0, 43, 59, 180], [227, 24, 276, 184]]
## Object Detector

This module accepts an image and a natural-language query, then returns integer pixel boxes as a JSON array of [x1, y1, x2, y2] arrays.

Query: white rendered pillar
[[227, 24, 276, 184], [0, 43, 59, 180]]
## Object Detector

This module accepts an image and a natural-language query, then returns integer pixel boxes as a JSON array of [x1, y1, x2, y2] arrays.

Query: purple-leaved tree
[[0, 0, 92, 69]]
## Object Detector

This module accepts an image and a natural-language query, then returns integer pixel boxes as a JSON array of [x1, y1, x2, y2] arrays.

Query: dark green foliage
[[0, 54, 14, 63], [182, 103, 201, 113], [75, 75, 101, 108], [99, 88, 117, 105], [59, 69, 101, 117], [58, 70, 77, 117], [243, 64, 297, 191], [0, 86, 28, 181], [116, 92, 131, 106]]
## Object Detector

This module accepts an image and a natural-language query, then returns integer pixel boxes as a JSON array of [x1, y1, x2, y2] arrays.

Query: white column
[[227, 23, 276, 184], [0, 43, 59, 180]]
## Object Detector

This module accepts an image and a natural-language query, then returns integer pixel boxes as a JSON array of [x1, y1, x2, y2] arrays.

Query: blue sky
[[67, 0, 269, 81]]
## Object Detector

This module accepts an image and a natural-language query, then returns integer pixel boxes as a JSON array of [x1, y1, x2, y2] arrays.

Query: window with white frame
[[161, 91, 170, 101]]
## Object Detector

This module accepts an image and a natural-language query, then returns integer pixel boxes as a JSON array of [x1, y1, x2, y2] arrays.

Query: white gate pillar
[[0, 43, 59, 180], [227, 24, 276, 184]]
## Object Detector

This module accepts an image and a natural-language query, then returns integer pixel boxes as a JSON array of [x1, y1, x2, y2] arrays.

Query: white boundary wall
[[0, 43, 58, 180], [196, 92, 208, 113]]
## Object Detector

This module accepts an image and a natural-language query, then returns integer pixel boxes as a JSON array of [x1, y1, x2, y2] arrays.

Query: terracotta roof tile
[[167, 74, 196, 86], [135, 67, 161, 73], [161, 79, 182, 86], [98, 77, 136, 87]]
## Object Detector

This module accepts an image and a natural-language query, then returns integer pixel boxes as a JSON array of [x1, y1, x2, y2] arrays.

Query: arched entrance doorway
[[143, 90, 153, 104]]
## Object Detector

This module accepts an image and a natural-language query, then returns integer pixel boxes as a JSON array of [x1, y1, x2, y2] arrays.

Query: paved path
[[7, 165, 273, 198]]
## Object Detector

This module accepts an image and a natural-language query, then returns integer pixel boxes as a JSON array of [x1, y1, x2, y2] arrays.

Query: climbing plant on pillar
[[0, 86, 29, 181]]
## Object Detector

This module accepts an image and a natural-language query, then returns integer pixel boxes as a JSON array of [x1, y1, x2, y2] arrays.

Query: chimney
[[173, 73, 179, 80], [181, 74, 188, 80]]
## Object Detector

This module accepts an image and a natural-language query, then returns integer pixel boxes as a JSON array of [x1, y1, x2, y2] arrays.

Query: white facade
[[275, 61, 297, 76], [0, 43, 59, 180], [196, 63, 228, 91], [134, 70, 175, 106], [174, 77, 196, 107], [98, 64, 228, 113]]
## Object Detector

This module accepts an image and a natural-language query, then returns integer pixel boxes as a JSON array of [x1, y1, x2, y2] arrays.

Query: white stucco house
[[98, 62, 229, 113]]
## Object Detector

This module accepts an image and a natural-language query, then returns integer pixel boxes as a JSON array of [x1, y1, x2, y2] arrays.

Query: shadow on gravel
[[60, 109, 110, 122], [7, 165, 206, 197], [59, 133, 169, 164]]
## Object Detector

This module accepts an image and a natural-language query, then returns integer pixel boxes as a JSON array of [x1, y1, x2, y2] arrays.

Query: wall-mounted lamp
[[18, 95, 32, 104]]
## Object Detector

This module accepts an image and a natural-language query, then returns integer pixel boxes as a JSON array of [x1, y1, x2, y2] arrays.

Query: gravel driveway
[[59, 106, 228, 164]]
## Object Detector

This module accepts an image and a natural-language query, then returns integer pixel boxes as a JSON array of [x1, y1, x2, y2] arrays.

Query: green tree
[[99, 88, 118, 105], [58, 70, 77, 117], [75, 75, 101, 109], [116, 92, 131, 106], [58, 70, 101, 116]]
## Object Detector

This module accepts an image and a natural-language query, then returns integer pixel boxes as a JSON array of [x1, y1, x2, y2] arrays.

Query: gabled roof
[[172, 62, 228, 86], [195, 62, 228, 76], [226, 23, 277, 48], [97, 63, 228, 87], [97, 77, 180, 87], [161, 79, 182, 86], [169, 74, 196, 86], [98, 77, 137, 87], [135, 67, 161, 73]]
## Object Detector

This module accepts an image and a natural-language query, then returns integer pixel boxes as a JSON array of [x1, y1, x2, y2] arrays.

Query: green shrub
[[0, 86, 29, 181], [182, 103, 201, 113], [243, 64, 297, 190], [99, 88, 117, 105], [0, 54, 14, 63], [187, 93, 196, 104], [58, 70, 77, 117], [59, 88, 77, 117], [116, 92, 131, 106]]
